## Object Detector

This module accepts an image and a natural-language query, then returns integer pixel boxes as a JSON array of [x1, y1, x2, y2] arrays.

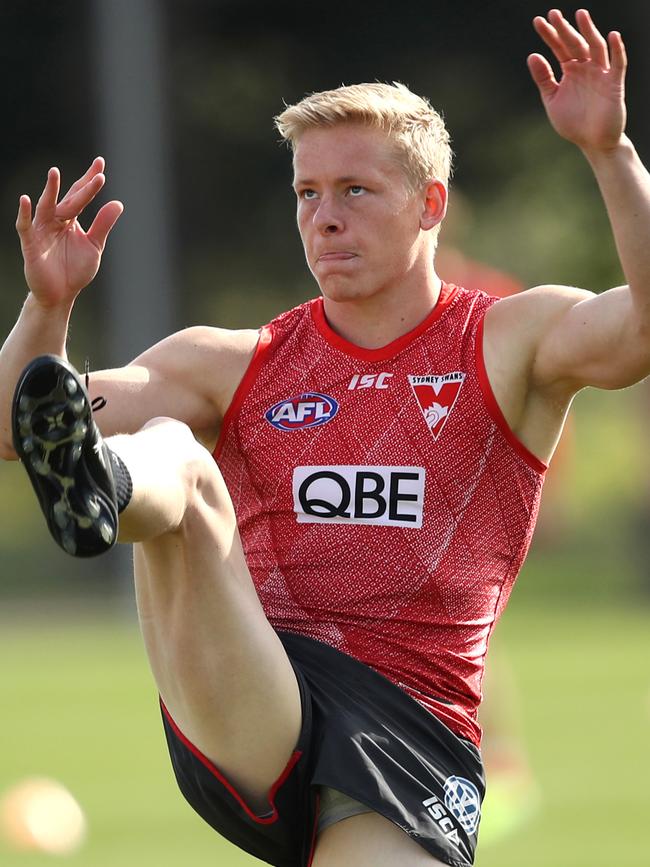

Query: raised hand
[[527, 8, 627, 152], [16, 158, 123, 309]]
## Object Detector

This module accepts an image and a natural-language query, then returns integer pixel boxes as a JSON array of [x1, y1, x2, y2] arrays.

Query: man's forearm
[[584, 135, 650, 325], [0, 294, 73, 459]]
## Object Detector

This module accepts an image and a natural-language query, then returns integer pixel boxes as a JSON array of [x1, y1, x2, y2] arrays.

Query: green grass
[[0, 605, 648, 866], [0, 613, 260, 867], [478, 606, 650, 867]]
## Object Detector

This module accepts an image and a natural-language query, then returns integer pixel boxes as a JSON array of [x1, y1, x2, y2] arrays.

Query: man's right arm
[[0, 294, 72, 457], [1, 309, 259, 461], [0, 159, 259, 460], [0, 159, 124, 458], [80, 324, 260, 453]]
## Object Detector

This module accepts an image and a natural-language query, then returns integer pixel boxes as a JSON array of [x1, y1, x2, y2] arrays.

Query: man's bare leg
[[12, 357, 301, 809], [312, 812, 446, 866], [108, 417, 302, 809]]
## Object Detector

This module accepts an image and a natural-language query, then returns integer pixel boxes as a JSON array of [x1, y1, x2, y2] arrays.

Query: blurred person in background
[[1, 9, 648, 867], [438, 223, 544, 847], [438, 200, 579, 846]]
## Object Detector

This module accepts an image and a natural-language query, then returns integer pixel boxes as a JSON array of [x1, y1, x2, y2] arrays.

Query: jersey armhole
[[474, 314, 547, 474], [213, 324, 274, 459]]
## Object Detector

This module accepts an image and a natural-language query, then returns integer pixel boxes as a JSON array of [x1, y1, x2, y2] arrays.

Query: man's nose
[[313, 196, 344, 234]]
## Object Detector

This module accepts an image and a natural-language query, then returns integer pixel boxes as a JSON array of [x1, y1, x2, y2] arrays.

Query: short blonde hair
[[274, 82, 452, 191]]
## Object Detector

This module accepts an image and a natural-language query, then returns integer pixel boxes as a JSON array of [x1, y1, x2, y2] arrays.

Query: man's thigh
[[130, 447, 302, 811], [312, 812, 446, 867]]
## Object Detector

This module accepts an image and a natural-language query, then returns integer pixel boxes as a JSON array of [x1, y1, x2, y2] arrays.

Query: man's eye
[[348, 186, 366, 196], [300, 189, 317, 200]]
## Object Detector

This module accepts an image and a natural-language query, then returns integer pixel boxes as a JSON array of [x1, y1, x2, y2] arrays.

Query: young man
[[1, 9, 648, 867]]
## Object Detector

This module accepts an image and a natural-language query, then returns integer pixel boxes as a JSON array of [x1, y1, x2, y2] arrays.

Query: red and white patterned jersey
[[214, 284, 546, 745]]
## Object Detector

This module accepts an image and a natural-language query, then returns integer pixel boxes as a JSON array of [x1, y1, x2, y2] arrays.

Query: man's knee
[[139, 417, 222, 497], [111, 417, 229, 542], [146, 421, 236, 534], [140, 416, 200, 451]]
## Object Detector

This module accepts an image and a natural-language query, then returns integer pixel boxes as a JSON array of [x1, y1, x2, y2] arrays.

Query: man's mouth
[[317, 252, 357, 262]]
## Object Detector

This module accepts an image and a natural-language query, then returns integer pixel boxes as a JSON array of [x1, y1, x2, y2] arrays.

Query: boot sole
[[12, 356, 118, 557]]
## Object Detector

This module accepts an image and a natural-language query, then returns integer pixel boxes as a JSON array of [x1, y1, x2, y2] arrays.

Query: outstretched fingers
[[608, 30, 627, 78], [61, 156, 105, 202], [20, 160, 112, 235], [527, 53, 558, 100], [530, 10, 628, 149], [15, 195, 33, 238], [57, 157, 109, 221], [15, 159, 123, 271], [533, 13, 574, 64], [575, 8, 609, 68], [55, 171, 106, 222], [87, 200, 124, 252], [16, 168, 61, 245], [547, 9, 591, 61], [534, 10, 624, 74], [33, 167, 61, 223]]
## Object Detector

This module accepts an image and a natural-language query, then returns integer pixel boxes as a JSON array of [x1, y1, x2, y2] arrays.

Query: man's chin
[[316, 277, 371, 303]]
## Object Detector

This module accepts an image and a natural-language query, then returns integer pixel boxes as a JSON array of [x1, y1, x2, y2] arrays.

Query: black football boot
[[12, 355, 118, 557]]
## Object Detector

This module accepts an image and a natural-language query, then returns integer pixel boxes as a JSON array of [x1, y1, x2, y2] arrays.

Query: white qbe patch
[[292, 465, 425, 528], [443, 776, 481, 835]]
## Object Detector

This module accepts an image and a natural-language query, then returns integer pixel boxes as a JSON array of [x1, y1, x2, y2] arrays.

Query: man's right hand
[[16, 157, 123, 308]]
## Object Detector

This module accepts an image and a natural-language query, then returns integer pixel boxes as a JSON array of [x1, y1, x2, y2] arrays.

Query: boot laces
[[84, 359, 107, 412]]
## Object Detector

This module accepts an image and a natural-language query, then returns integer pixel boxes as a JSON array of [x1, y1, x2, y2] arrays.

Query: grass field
[[0, 604, 648, 867]]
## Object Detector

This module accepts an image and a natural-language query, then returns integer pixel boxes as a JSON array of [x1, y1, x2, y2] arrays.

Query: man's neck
[[321, 272, 442, 350]]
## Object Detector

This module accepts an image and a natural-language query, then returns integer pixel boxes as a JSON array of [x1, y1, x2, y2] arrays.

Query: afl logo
[[265, 393, 339, 431]]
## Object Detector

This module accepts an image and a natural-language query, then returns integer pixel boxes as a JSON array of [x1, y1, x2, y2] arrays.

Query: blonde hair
[[274, 82, 452, 191]]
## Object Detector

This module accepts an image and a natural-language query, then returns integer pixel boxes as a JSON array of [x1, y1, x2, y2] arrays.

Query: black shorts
[[161, 631, 485, 867]]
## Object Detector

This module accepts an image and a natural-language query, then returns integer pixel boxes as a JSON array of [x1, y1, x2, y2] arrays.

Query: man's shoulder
[[488, 283, 595, 320], [483, 282, 595, 347], [158, 324, 260, 358], [134, 325, 261, 400], [153, 302, 314, 373]]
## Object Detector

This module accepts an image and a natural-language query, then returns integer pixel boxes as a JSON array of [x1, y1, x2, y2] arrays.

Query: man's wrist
[[24, 291, 74, 317], [23, 292, 75, 328], [581, 134, 635, 167]]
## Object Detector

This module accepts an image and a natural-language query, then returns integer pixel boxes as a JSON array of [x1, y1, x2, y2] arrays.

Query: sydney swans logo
[[408, 373, 466, 439]]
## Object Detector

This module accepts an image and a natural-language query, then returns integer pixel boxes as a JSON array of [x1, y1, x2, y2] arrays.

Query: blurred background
[[0, 1, 648, 865]]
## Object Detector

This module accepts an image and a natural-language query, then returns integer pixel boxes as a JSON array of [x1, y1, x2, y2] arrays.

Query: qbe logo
[[292, 466, 425, 528]]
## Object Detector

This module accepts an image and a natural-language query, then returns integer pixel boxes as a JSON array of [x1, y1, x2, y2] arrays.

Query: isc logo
[[293, 465, 425, 528], [348, 372, 393, 390], [265, 393, 339, 431], [422, 795, 461, 847]]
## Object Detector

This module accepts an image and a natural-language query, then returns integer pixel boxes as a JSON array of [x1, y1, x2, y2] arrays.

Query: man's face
[[292, 124, 429, 303]]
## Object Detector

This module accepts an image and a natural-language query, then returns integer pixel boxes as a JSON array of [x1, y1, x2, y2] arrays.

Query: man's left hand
[[527, 8, 627, 154]]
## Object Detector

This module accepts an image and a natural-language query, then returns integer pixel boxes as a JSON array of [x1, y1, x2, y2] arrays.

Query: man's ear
[[420, 180, 448, 231]]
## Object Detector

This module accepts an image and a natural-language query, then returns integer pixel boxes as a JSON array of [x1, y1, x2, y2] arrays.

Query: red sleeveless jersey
[[215, 284, 546, 745]]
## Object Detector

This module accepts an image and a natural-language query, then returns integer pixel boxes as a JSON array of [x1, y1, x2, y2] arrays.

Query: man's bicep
[[533, 285, 650, 392], [87, 325, 260, 441], [84, 362, 203, 438], [83, 329, 214, 438]]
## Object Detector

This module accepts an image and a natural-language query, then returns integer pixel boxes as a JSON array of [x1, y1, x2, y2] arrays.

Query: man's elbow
[[603, 339, 650, 390]]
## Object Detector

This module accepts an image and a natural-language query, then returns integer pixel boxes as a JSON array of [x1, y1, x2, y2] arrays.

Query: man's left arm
[[527, 8, 650, 393]]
